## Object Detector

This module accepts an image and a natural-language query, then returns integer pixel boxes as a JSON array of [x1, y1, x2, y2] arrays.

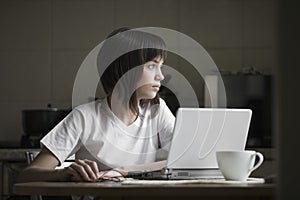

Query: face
[[136, 56, 164, 100]]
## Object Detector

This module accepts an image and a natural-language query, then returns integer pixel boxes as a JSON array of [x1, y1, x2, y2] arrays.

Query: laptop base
[[126, 168, 223, 180], [168, 168, 223, 179]]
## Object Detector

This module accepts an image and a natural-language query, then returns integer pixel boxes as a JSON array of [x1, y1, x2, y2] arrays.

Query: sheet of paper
[[121, 177, 265, 185]]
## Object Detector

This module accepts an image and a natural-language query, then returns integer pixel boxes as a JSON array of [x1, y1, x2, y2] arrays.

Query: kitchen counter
[[0, 148, 40, 200], [0, 148, 276, 200], [0, 148, 40, 161], [14, 181, 275, 200]]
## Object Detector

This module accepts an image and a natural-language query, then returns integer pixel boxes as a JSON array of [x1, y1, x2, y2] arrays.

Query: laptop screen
[[167, 108, 252, 169]]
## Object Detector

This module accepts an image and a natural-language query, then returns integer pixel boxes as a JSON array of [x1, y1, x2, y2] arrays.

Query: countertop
[[14, 181, 275, 200], [0, 148, 40, 161]]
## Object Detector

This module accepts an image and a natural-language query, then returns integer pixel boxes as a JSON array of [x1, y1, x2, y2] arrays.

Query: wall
[[278, 0, 300, 199], [0, 0, 278, 145]]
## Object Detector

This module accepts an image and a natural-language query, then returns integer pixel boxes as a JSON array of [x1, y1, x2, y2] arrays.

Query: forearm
[[121, 160, 167, 172], [17, 167, 66, 183]]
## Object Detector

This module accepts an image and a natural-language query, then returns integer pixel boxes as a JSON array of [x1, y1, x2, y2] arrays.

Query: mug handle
[[249, 152, 264, 174]]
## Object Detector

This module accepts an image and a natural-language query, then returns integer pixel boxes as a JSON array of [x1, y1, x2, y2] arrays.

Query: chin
[[142, 93, 157, 100]]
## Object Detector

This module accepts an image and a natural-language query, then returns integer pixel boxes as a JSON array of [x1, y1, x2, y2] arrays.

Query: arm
[[17, 147, 100, 182], [93, 161, 167, 179], [17, 147, 63, 182], [119, 160, 167, 173]]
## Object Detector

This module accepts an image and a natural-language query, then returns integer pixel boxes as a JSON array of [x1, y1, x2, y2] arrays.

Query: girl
[[18, 27, 175, 182]]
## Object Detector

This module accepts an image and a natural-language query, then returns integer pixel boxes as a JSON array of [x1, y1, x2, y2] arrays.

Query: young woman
[[18, 28, 175, 182]]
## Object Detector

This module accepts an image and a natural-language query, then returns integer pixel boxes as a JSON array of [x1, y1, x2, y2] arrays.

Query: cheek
[[137, 85, 150, 93], [137, 72, 154, 87]]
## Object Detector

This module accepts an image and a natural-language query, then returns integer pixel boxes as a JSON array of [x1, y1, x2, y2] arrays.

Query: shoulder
[[157, 98, 175, 119], [67, 99, 108, 123], [144, 98, 172, 117], [159, 98, 167, 106], [73, 98, 106, 114], [158, 98, 169, 110]]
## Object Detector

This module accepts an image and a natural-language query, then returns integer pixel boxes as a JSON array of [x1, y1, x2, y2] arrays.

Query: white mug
[[216, 150, 264, 181]]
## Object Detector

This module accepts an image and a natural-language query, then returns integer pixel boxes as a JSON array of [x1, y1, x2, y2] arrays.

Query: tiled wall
[[0, 0, 278, 144]]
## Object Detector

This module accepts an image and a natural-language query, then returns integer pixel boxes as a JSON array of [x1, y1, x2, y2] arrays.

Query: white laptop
[[127, 108, 252, 180]]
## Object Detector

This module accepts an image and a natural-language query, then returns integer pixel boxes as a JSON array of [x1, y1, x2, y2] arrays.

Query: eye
[[147, 64, 155, 69]]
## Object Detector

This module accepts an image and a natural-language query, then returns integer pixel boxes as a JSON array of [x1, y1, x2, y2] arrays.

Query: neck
[[107, 96, 139, 126]]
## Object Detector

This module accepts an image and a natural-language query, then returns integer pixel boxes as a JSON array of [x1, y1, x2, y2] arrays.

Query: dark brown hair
[[97, 28, 167, 115]]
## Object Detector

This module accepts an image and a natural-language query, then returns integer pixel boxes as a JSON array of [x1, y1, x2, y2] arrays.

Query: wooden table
[[14, 181, 275, 200]]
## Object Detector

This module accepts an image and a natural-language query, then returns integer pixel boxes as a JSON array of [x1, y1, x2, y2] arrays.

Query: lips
[[152, 84, 160, 91]]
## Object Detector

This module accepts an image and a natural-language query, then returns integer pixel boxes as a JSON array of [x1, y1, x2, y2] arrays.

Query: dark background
[[0, 0, 299, 199], [278, 0, 300, 199]]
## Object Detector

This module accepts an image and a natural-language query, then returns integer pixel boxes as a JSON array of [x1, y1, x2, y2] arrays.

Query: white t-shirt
[[41, 98, 175, 170]]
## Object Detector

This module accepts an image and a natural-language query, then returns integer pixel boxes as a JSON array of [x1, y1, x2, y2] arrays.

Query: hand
[[97, 168, 128, 179], [61, 159, 99, 182]]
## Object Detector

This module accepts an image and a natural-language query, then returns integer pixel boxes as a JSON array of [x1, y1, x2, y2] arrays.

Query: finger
[[71, 162, 91, 181], [83, 159, 99, 175], [76, 159, 97, 181], [76, 159, 97, 180]]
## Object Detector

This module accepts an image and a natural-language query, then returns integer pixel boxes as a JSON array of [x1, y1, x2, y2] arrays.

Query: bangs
[[139, 32, 167, 63], [141, 48, 167, 63]]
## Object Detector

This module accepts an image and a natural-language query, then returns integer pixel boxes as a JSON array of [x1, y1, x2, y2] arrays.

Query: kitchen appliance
[[21, 104, 71, 148]]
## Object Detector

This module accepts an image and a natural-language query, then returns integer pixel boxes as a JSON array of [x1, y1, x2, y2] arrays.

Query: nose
[[155, 67, 164, 81]]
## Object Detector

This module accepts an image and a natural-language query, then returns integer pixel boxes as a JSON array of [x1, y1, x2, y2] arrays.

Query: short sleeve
[[40, 109, 84, 165], [158, 99, 175, 151]]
